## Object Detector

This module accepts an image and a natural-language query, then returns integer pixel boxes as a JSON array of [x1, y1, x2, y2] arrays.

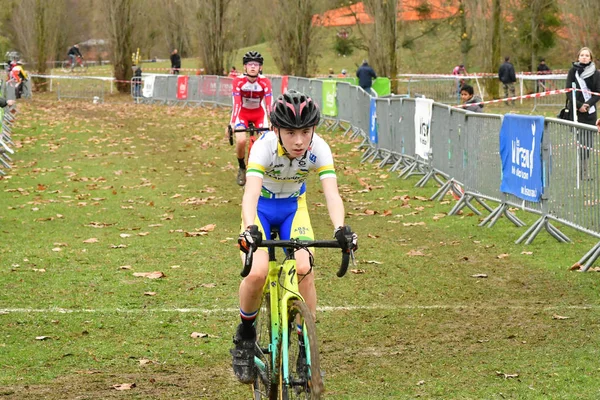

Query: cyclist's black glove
[[334, 225, 358, 253], [238, 225, 262, 253]]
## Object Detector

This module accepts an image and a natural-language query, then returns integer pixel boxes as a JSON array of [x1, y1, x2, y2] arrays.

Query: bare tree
[[558, 0, 600, 56], [488, 0, 501, 99], [193, 0, 234, 75], [101, 0, 136, 92], [362, 0, 398, 91], [9, 0, 66, 74], [163, 0, 192, 57], [264, 0, 319, 76]]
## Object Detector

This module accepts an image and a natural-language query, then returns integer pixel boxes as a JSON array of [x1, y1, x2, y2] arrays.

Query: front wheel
[[253, 293, 278, 400], [282, 300, 323, 400]]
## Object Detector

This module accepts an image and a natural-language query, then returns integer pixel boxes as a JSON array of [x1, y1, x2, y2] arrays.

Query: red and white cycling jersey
[[230, 75, 272, 127]]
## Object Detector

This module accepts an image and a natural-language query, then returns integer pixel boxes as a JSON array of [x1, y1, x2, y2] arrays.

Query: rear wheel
[[281, 300, 323, 400], [253, 293, 278, 400]]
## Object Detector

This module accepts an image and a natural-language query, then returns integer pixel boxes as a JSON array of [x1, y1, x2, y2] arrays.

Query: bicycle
[[61, 56, 87, 73], [241, 226, 355, 400], [228, 122, 270, 151]]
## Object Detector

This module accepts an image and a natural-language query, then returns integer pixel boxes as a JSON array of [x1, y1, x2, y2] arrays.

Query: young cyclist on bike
[[231, 89, 358, 384], [229, 51, 272, 186], [67, 44, 83, 70]]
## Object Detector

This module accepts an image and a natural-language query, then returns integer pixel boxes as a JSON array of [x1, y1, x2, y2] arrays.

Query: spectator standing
[[498, 56, 517, 106], [132, 66, 142, 98], [452, 63, 468, 101], [229, 66, 238, 78], [459, 84, 483, 112], [536, 58, 551, 92], [565, 47, 600, 180], [356, 59, 377, 96], [337, 69, 347, 78], [170, 49, 181, 75]]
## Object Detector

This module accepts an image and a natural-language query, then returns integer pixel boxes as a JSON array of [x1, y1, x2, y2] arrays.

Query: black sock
[[240, 310, 257, 338], [238, 158, 246, 170]]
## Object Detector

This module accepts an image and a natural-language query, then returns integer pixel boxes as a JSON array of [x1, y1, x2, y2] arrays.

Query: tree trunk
[[488, 0, 501, 99], [103, 0, 135, 93]]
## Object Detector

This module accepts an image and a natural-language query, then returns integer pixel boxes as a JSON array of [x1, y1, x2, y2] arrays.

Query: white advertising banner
[[414, 97, 434, 159], [142, 75, 155, 98]]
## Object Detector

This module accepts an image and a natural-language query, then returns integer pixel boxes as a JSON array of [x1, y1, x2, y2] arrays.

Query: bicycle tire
[[253, 293, 279, 400], [281, 300, 323, 400], [61, 61, 71, 73]]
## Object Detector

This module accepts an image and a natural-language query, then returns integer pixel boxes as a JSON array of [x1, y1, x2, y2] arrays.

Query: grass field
[[1, 96, 600, 399]]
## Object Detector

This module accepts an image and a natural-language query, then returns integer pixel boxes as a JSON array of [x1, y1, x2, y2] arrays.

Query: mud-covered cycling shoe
[[237, 168, 246, 186], [231, 323, 256, 384]]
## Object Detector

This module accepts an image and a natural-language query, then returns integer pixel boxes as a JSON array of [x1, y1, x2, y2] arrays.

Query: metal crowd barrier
[[0, 99, 17, 176], [136, 73, 600, 270]]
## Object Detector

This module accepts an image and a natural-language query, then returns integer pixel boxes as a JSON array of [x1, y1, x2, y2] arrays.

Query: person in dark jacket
[[170, 49, 181, 75], [536, 58, 551, 92], [498, 56, 516, 105], [356, 59, 377, 96], [133, 66, 143, 98], [565, 47, 600, 180]]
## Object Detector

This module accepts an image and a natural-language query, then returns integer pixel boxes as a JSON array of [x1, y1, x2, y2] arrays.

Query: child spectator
[[460, 84, 483, 112]]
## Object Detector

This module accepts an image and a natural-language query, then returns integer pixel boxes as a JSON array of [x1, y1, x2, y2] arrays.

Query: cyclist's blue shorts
[[242, 193, 314, 241]]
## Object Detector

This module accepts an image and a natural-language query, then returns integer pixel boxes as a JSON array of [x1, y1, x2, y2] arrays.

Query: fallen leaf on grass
[[416, 380, 425, 386], [569, 262, 582, 271], [137, 232, 150, 236], [33, 268, 46, 273], [471, 274, 488, 278], [190, 332, 209, 338], [496, 371, 519, 379], [350, 269, 366, 274], [552, 314, 570, 320], [86, 222, 114, 228], [521, 251, 533, 255], [133, 271, 166, 279], [496, 253, 510, 259], [110, 244, 128, 249], [35, 336, 51, 340], [185, 231, 208, 237], [144, 292, 157, 296], [139, 359, 156, 366], [83, 238, 99, 243], [113, 383, 136, 391], [364, 260, 382, 264], [367, 233, 380, 239], [198, 224, 216, 232], [200, 283, 216, 288], [119, 265, 132, 270], [403, 222, 426, 227], [52, 247, 62, 252], [407, 249, 425, 257], [119, 233, 132, 238]]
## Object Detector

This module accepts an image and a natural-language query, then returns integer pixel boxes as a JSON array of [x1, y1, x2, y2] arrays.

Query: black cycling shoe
[[230, 323, 256, 384]]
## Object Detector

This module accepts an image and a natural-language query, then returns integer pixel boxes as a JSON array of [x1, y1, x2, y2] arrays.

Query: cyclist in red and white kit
[[230, 51, 273, 186]]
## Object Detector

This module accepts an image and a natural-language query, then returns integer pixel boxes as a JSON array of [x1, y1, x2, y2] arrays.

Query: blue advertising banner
[[369, 97, 377, 144], [499, 114, 544, 202]]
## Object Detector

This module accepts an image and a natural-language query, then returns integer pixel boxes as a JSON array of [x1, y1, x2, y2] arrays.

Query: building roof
[[312, 0, 458, 27]]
